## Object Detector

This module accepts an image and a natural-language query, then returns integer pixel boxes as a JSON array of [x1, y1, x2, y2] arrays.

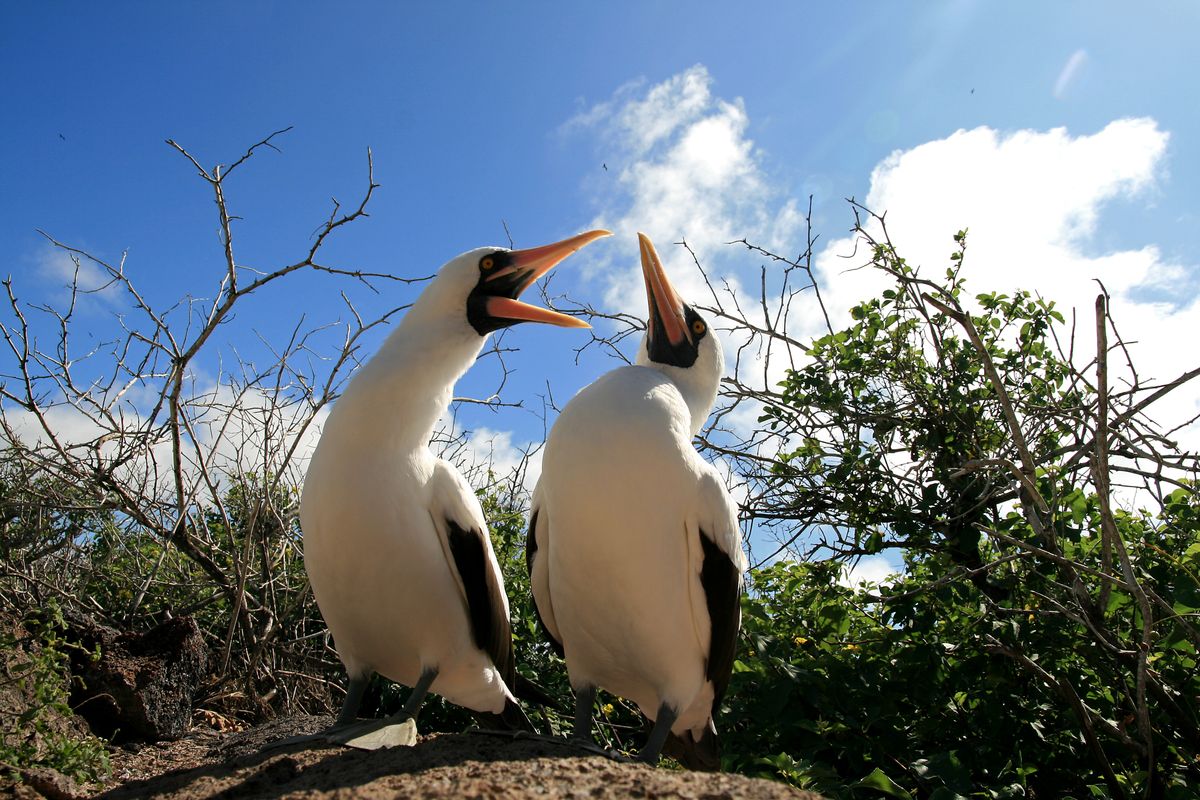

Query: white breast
[[301, 397, 510, 714], [537, 366, 712, 725]]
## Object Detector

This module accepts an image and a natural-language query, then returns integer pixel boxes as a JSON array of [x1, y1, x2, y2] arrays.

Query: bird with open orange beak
[[300, 230, 609, 748]]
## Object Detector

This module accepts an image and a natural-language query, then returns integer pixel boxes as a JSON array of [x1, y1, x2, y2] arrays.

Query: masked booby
[[301, 229, 610, 744], [527, 233, 746, 768]]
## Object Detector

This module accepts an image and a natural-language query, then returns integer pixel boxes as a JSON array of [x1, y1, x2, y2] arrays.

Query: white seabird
[[527, 233, 747, 768], [301, 229, 610, 743]]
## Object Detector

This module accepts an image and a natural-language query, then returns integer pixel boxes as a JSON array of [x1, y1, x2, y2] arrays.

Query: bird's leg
[[333, 674, 369, 729], [638, 702, 678, 765], [258, 672, 371, 751], [571, 685, 596, 742], [326, 669, 436, 751], [397, 667, 439, 721]]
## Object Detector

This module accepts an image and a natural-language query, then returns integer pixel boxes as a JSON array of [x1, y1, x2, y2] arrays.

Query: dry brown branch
[[1092, 294, 1157, 775], [0, 131, 510, 719]]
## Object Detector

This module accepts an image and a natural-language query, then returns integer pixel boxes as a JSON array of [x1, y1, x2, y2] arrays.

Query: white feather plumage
[[302, 250, 516, 714], [531, 287, 746, 743]]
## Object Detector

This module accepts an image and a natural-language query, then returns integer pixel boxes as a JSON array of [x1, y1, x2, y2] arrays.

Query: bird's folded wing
[[525, 484, 564, 656], [689, 468, 746, 711], [428, 459, 516, 688]]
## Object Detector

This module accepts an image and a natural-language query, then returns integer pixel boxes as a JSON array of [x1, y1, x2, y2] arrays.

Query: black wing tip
[[699, 530, 743, 710], [501, 697, 536, 732], [514, 673, 568, 713], [445, 518, 517, 688], [524, 509, 539, 574], [472, 698, 536, 733]]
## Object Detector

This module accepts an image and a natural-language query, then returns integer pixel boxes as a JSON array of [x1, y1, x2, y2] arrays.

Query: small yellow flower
[[793, 636, 809, 646], [601, 703, 615, 717]]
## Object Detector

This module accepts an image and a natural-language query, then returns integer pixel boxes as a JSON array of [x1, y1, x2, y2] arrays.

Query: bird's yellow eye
[[480, 256, 495, 270], [692, 320, 706, 336]]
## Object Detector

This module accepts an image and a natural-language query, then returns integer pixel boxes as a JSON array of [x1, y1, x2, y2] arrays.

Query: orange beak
[[483, 229, 611, 328], [638, 232, 690, 346]]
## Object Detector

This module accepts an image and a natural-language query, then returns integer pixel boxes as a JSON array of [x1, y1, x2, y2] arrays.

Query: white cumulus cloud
[[2, 377, 330, 511], [460, 425, 544, 493], [566, 64, 801, 319], [840, 554, 901, 588], [815, 117, 1199, 449], [566, 67, 1196, 567]]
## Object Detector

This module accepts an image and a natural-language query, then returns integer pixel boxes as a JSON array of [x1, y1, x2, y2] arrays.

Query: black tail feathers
[[661, 721, 721, 772], [514, 674, 569, 714], [500, 697, 536, 732], [472, 697, 535, 733]]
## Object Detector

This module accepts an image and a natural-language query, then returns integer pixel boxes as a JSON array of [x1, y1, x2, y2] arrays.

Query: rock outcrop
[[92, 716, 824, 800], [66, 614, 208, 742]]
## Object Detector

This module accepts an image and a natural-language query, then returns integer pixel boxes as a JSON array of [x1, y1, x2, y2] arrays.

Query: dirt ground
[[12, 715, 821, 799]]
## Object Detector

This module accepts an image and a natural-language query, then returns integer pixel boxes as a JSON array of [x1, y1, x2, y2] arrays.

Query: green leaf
[[928, 790, 969, 800], [853, 767, 914, 799]]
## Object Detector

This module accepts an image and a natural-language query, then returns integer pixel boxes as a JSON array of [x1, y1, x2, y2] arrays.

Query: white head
[[405, 229, 611, 337], [633, 233, 724, 436]]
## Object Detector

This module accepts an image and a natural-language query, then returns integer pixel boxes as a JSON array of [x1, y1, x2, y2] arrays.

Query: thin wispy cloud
[[35, 245, 124, 307], [1054, 48, 1088, 99]]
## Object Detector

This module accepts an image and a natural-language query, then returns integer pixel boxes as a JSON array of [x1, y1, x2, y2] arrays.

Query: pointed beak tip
[[484, 297, 589, 329], [637, 232, 660, 264], [576, 229, 613, 250], [548, 314, 592, 330], [510, 229, 612, 275]]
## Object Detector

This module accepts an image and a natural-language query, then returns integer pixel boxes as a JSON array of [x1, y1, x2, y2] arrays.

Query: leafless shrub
[[0, 131, 471, 717]]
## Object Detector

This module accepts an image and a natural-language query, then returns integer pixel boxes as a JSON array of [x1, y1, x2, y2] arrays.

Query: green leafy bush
[[716, 226, 1199, 798], [0, 601, 109, 784]]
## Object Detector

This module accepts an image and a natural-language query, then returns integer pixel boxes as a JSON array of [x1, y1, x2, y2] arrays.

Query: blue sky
[[3, 2, 1198, 573]]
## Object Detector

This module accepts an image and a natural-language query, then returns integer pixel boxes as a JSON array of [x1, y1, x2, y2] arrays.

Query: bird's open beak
[[484, 229, 611, 328], [639, 232, 691, 347]]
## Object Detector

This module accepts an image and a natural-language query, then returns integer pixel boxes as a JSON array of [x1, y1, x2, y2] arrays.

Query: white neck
[[330, 305, 485, 452], [656, 362, 720, 438], [635, 333, 723, 438]]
